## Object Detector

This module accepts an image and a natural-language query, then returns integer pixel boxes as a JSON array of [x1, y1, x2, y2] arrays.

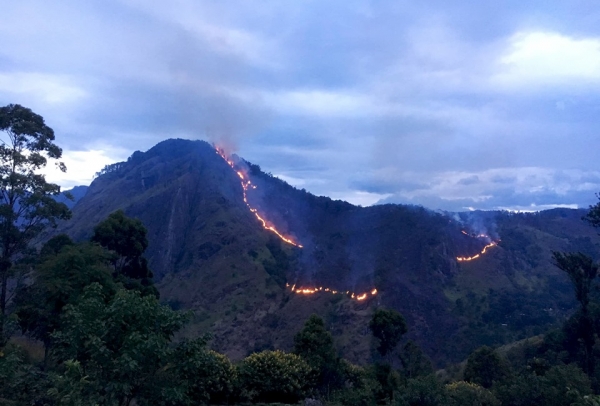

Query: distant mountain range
[[56, 185, 89, 208], [56, 139, 599, 366]]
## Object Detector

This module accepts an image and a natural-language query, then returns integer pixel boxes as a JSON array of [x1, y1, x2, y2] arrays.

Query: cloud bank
[[1, 0, 599, 210]]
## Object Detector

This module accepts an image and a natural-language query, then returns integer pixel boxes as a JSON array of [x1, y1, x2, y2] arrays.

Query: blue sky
[[1, 1, 599, 211]]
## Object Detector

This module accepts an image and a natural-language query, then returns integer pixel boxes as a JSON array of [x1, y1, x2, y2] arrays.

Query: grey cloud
[[458, 175, 480, 185], [490, 175, 517, 184], [376, 169, 600, 211], [349, 177, 430, 195], [378, 188, 597, 212], [1, 0, 599, 210]]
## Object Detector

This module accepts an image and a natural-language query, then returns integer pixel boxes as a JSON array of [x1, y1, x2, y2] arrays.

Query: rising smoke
[[168, 28, 271, 153]]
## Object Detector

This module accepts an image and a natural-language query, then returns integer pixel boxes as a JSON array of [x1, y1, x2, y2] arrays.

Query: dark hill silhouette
[[57, 139, 598, 365]]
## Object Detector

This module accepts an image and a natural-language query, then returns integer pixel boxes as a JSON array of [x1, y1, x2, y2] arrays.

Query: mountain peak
[[56, 138, 590, 365]]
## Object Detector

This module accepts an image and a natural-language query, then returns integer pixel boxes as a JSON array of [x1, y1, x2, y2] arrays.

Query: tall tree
[[15, 241, 116, 356], [369, 308, 407, 403], [464, 346, 509, 389], [50, 283, 189, 406], [553, 252, 598, 316], [294, 314, 343, 394], [0, 104, 70, 343], [369, 308, 408, 358], [399, 340, 433, 379], [238, 350, 312, 404], [91, 210, 157, 297], [553, 251, 599, 374], [585, 193, 600, 230]]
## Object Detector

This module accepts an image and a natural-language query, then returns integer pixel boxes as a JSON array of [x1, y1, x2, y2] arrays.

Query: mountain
[[58, 139, 599, 365], [55, 185, 89, 209]]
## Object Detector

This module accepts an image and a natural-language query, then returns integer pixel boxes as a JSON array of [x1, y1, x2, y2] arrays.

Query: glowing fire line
[[456, 230, 499, 262], [287, 283, 377, 302], [216, 148, 303, 248], [456, 242, 497, 262]]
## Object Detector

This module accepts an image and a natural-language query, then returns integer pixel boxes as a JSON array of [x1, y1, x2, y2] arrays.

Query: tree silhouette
[[0, 104, 70, 343]]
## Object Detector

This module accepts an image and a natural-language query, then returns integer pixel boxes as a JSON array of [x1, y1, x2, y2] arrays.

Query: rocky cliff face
[[59, 139, 597, 365]]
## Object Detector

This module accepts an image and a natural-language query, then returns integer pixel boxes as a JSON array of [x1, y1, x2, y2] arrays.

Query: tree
[[39, 233, 74, 258], [396, 374, 447, 406], [464, 346, 509, 389], [294, 314, 343, 394], [92, 210, 147, 272], [0, 104, 71, 343], [15, 242, 116, 357], [446, 381, 500, 406], [170, 339, 238, 404], [585, 193, 600, 230], [369, 308, 408, 358], [238, 350, 312, 404], [50, 283, 190, 406], [553, 251, 598, 374], [399, 340, 433, 379], [372, 363, 401, 403], [0, 343, 50, 404], [553, 252, 598, 316], [493, 364, 591, 406], [91, 210, 157, 297]]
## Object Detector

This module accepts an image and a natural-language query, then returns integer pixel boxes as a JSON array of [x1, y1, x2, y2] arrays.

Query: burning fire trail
[[216, 148, 303, 248], [287, 283, 378, 302], [456, 241, 497, 262], [461, 230, 489, 239], [456, 230, 499, 262]]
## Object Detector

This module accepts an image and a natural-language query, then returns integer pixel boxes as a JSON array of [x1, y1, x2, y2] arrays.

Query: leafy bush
[[172, 339, 237, 404], [464, 346, 510, 388], [0, 344, 49, 404], [493, 364, 591, 406], [395, 375, 447, 406], [239, 350, 312, 403], [446, 381, 500, 406], [330, 361, 379, 406]]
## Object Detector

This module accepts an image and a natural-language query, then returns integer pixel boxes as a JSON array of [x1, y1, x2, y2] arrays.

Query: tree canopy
[[91, 209, 157, 297], [0, 104, 71, 343], [51, 283, 189, 405], [15, 242, 116, 352], [369, 308, 408, 358], [294, 314, 344, 393]]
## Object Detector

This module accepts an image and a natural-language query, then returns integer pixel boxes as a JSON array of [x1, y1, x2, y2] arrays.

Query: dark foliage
[[370, 308, 408, 358], [464, 346, 509, 389], [0, 104, 71, 343]]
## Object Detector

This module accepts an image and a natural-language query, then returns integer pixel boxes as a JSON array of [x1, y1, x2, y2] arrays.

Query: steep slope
[[55, 185, 88, 209], [59, 139, 598, 365]]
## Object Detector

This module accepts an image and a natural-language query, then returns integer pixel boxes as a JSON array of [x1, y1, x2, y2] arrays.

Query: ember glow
[[456, 230, 499, 262], [286, 284, 378, 302], [456, 242, 498, 262], [216, 147, 303, 248]]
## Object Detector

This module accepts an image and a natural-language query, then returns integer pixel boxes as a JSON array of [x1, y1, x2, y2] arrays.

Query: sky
[[1, 1, 599, 211]]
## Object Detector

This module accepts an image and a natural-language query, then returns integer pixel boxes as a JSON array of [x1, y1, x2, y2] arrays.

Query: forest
[[3, 105, 600, 406]]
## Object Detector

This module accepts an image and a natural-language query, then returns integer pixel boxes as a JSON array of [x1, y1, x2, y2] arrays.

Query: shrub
[[239, 350, 312, 403], [446, 381, 500, 406]]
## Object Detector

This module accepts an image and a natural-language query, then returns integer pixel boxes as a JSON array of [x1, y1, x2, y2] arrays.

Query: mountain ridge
[[56, 138, 597, 365]]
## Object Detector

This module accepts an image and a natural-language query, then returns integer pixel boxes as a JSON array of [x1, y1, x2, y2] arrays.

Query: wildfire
[[286, 284, 378, 302], [456, 242, 497, 262], [456, 230, 499, 262], [216, 148, 303, 248]]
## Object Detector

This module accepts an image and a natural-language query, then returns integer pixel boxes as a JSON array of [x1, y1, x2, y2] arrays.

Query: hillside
[[58, 139, 599, 365]]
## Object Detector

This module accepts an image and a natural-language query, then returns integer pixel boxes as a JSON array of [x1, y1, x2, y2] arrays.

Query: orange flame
[[216, 148, 303, 248], [457, 230, 500, 262], [286, 283, 378, 302], [456, 241, 498, 262]]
